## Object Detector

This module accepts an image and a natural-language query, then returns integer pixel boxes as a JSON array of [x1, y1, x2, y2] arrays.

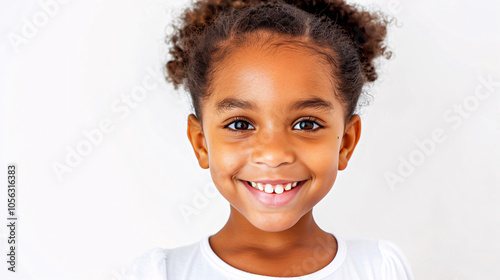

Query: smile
[[241, 179, 308, 207], [245, 180, 304, 194]]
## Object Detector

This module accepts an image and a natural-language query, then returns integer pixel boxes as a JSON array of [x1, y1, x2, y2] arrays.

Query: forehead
[[206, 44, 339, 112]]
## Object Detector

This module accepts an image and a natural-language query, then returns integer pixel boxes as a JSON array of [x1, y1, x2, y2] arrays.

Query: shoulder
[[377, 239, 415, 280], [120, 248, 168, 280], [119, 241, 202, 280], [342, 237, 414, 280]]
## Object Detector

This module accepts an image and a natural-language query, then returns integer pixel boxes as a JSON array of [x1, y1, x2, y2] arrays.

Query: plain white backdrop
[[0, 0, 499, 279]]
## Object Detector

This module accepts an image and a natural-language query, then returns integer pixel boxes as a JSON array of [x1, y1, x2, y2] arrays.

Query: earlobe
[[187, 114, 209, 169], [338, 114, 361, 171]]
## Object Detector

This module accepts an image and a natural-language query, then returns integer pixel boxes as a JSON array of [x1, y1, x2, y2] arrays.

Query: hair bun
[[283, 0, 392, 81]]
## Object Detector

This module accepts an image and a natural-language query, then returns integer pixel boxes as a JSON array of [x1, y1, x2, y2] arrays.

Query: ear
[[338, 114, 361, 171], [187, 114, 209, 169]]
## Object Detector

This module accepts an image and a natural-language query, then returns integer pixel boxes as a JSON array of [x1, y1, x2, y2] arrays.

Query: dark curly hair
[[165, 0, 392, 125]]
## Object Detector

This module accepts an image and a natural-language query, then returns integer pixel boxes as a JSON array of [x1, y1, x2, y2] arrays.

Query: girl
[[122, 0, 414, 279]]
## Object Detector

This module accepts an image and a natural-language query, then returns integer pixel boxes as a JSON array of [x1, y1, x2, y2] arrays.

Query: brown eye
[[225, 119, 255, 131], [293, 120, 321, 131]]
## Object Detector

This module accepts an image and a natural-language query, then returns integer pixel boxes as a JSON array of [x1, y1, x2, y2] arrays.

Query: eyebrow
[[215, 96, 334, 115]]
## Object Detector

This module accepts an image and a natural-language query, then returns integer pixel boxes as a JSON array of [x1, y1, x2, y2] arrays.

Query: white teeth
[[247, 180, 303, 194], [274, 184, 284, 194]]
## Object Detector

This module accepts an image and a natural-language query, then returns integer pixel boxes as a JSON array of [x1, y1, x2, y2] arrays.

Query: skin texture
[[186, 41, 361, 276]]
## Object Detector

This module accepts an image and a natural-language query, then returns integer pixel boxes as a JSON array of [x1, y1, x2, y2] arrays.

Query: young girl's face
[[187, 40, 361, 232]]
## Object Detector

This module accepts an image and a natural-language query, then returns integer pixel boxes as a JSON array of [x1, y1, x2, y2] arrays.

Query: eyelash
[[223, 116, 324, 133]]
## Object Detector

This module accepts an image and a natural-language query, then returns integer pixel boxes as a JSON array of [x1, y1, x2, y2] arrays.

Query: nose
[[250, 130, 295, 168]]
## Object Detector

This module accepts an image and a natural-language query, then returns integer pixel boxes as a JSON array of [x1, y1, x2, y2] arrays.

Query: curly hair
[[165, 0, 392, 124]]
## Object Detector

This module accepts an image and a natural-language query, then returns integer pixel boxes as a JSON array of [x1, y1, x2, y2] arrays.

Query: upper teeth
[[248, 181, 301, 194]]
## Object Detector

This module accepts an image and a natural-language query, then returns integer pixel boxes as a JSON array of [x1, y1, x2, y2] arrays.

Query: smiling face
[[187, 38, 361, 232]]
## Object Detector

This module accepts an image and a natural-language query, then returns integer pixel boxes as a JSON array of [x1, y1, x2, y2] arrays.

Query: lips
[[241, 179, 307, 207]]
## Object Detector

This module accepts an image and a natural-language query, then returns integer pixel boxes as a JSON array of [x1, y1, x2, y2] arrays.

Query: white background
[[1, 0, 499, 279]]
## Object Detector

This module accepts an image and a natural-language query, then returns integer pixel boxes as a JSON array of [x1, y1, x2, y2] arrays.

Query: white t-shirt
[[120, 233, 414, 280]]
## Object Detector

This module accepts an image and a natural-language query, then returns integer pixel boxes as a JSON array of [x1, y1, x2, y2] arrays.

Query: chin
[[248, 212, 303, 232]]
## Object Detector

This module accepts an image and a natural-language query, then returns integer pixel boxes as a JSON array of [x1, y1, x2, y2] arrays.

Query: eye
[[293, 117, 323, 131], [224, 117, 255, 131]]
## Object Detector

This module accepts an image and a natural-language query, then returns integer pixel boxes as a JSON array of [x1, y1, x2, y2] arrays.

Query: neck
[[212, 205, 328, 254]]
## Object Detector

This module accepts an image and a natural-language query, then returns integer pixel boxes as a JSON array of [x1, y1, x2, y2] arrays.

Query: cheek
[[207, 138, 247, 182], [302, 139, 340, 172], [300, 140, 340, 195]]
